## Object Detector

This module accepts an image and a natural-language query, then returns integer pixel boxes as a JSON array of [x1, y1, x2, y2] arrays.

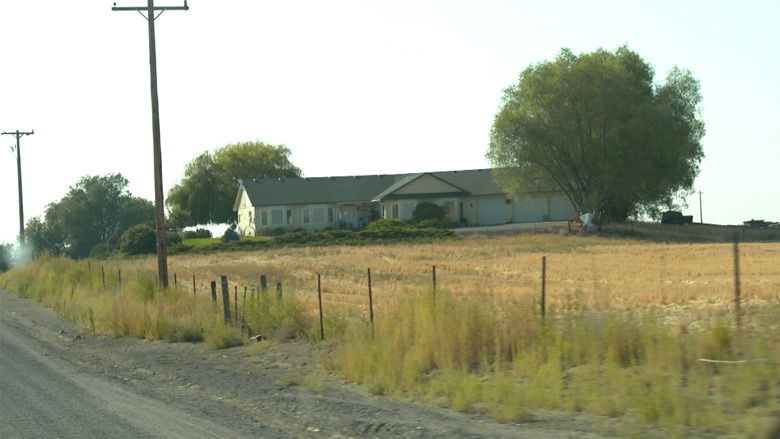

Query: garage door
[[512, 197, 545, 222], [477, 198, 507, 225], [549, 194, 576, 221]]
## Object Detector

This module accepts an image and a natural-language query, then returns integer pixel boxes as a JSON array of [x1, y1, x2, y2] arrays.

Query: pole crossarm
[[1, 130, 35, 139], [112, 1, 189, 12]]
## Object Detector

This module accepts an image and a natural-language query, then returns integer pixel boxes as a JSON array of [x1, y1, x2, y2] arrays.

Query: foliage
[[171, 222, 456, 254], [221, 224, 240, 243], [487, 46, 705, 223], [119, 223, 157, 255], [0, 243, 12, 273], [183, 228, 212, 240], [167, 141, 302, 226], [25, 174, 154, 259], [412, 202, 446, 222]]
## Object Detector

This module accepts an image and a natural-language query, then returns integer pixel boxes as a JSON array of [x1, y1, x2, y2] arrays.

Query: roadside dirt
[[1, 289, 735, 438]]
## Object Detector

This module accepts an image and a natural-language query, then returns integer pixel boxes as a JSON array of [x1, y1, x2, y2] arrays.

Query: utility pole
[[2, 130, 34, 245], [113, 0, 188, 288], [699, 191, 703, 224]]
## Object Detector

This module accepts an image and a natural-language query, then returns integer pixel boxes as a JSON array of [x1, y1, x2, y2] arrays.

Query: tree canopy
[[486, 46, 705, 222], [26, 174, 154, 259], [166, 141, 302, 226]]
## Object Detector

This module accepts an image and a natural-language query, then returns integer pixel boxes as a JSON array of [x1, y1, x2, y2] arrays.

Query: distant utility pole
[[1, 129, 34, 245], [113, 0, 189, 289], [699, 191, 703, 224]]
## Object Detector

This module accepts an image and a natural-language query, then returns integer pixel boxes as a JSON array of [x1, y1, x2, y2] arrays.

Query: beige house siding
[[236, 191, 257, 236], [392, 175, 461, 195]]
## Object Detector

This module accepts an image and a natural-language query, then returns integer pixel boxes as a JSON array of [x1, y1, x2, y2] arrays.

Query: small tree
[[221, 224, 240, 243]]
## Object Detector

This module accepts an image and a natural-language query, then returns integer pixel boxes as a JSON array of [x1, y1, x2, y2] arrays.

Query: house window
[[271, 209, 284, 225], [382, 205, 386, 219], [261, 210, 269, 226], [249, 211, 253, 222], [459, 201, 464, 219], [286, 209, 293, 225], [327, 207, 334, 223], [391, 204, 399, 220], [303, 208, 311, 224], [313, 207, 325, 224]]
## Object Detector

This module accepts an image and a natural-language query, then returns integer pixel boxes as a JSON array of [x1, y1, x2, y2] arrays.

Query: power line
[[1, 129, 34, 245], [113, 0, 189, 289]]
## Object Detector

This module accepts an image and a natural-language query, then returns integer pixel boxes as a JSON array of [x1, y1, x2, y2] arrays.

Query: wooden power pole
[[113, 0, 189, 288], [1, 129, 34, 245]]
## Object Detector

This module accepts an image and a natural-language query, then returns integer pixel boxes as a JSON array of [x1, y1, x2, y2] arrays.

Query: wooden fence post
[[192, 275, 196, 296], [432, 265, 437, 303], [317, 273, 324, 341], [210, 280, 217, 302], [541, 256, 546, 319], [260, 275, 267, 294], [234, 286, 239, 324], [220, 275, 231, 324], [367, 268, 374, 337], [733, 235, 741, 331], [102, 266, 105, 287], [174, 273, 177, 287], [276, 282, 282, 300], [118, 269, 121, 288]]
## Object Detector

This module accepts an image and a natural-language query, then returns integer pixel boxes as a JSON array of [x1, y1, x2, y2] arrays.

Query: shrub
[[0, 243, 12, 273], [89, 242, 113, 259], [119, 223, 157, 255], [182, 230, 198, 240], [221, 224, 240, 243], [412, 202, 446, 222], [364, 219, 403, 231], [166, 231, 182, 246]]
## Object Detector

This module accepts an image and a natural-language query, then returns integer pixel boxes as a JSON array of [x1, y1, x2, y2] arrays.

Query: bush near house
[[119, 223, 157, 255]]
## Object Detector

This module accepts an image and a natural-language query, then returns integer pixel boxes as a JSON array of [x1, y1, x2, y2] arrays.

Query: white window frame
[[286, 209, 293, 225]]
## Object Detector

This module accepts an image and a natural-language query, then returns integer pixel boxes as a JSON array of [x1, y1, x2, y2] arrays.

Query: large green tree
[[26, 174, 154, 259], [487, 46, 705, 222], [167, 141, 302, 226]]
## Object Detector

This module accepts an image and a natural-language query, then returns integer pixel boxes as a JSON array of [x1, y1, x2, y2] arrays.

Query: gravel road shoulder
[[1, 289, 725, 438]]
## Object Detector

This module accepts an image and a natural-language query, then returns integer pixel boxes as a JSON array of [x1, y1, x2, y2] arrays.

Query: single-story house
[[233, 169, 576, 236]]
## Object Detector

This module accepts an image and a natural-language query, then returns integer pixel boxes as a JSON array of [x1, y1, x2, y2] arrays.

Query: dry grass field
[[161, 234, 779, 328], [3, 233, 779, 437]]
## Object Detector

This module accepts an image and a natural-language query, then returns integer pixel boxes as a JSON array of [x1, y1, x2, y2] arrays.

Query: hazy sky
[[2, 0, 779, 243]]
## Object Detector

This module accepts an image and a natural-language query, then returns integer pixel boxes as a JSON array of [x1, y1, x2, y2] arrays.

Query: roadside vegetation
[[1, 233, 778, 438]]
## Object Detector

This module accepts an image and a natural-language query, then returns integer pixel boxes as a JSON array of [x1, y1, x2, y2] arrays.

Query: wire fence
[[88, 240, 780, 337]]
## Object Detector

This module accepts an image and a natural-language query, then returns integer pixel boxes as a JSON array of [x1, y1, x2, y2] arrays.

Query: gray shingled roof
[[238, 169, 504, 207]]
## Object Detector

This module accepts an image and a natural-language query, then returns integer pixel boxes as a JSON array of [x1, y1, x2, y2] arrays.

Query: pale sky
[[1, 0, 779, 244]]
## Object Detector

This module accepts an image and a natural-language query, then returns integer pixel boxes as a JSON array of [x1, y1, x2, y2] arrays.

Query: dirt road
[[1, 289, 689, 438]]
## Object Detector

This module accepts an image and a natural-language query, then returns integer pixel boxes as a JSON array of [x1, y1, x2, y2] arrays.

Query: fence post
[[241, 286, 247, 332], [234, 285, 239, 325], [541, 256, 546, 319], [210, 280, 217, 302], [118, 269, 121, 288], [317, 273, 324, 341], [260, 275, 267, 294], [733, 235, 741, 331], [88, 261, 91, 272], [174, 273, 178, 287], [220, 275, 231, 324], [102, 266, 105, 287], [432, 265, 437, 303], [192, 275, 196, 296], [367, 268, 374, 337]]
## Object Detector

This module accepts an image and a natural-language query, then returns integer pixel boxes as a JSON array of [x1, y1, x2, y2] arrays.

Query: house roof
[[236, 169, 505, 208]]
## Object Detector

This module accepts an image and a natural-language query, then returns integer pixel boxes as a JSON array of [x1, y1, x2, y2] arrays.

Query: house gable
[[373, 173, 470, 201]]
